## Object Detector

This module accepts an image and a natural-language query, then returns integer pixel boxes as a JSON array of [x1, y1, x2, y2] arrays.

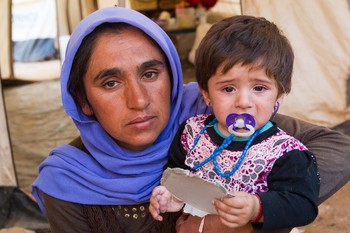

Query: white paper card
[[161, 167, 229, 216]]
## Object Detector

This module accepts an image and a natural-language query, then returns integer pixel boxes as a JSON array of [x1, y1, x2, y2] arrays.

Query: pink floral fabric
[[182, 114, 308, 194]]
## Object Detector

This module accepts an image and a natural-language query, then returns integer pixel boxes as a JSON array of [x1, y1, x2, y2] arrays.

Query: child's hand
[[212, 191, 261, 228], [149, 185, 184, 221]]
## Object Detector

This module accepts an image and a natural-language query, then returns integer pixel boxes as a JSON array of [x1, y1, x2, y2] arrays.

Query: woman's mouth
[[128, 116, 156, 129]]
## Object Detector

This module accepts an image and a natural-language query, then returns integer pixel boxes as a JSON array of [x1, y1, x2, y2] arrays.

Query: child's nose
[[234, 91, 252, 109]]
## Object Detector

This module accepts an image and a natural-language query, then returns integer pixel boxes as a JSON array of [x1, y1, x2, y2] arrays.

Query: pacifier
[[226, 113, 256, 137]]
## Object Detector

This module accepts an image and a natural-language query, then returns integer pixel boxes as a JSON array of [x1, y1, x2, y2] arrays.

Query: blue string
[[189, 118, 218, 152], [190, 118, 261, 178]]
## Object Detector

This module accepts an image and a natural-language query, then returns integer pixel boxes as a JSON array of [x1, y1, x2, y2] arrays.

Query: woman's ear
[[75, 94, 94, 116], [200, 88, 211, 106], [81, 103, 94, 116]]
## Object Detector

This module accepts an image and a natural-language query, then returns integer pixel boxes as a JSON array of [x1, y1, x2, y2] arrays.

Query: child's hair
[[195, 15, 294, 96]]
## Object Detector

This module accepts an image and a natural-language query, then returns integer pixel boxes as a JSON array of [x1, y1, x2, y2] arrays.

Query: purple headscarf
[[32, 6, 208, 215]]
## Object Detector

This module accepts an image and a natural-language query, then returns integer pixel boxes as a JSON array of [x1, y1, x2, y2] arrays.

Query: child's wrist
[[251, 194, 263, 223]]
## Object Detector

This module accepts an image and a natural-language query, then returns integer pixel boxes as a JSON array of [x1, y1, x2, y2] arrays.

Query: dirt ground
[[299, 182, 350, 233]]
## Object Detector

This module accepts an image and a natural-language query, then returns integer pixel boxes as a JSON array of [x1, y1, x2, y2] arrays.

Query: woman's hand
[[213, 191, 262, 228], [149, 185, 184, 221]]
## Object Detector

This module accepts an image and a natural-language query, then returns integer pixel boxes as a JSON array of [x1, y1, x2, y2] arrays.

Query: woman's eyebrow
[[138, 59, 164, 71], [94, 67, 122, 82], [93, 59, 165, 82]]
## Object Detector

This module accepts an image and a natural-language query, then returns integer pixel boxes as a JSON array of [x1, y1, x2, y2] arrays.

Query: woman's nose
[[125, 81, 150, 110]]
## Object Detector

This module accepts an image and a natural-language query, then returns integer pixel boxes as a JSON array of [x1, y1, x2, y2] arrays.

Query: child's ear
[[276, 94, 285, 105], [273, 94, 285, 113], [200, 88, 211, 106]]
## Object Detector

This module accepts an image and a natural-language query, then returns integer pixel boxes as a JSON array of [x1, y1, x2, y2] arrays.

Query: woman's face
[[81, 29, 171, 151]]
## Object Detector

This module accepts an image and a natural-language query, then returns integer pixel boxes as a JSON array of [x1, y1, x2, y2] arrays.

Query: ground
[[300, 182, 350, 233]]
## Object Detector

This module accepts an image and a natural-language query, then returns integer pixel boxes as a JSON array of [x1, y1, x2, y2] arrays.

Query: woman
[[32, 6, 350, 233]]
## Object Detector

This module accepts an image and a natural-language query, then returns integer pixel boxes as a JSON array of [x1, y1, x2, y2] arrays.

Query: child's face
[[201, 63, 282, 137]]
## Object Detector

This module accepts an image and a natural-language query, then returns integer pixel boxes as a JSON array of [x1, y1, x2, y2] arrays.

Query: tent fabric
[[0, 0, 13, 80], [188, 0, 241, 64], [0, 80, 16, 187], [241, 0, 350, 127], [4, 80, 79, 191], [0, 79, 73, 230]]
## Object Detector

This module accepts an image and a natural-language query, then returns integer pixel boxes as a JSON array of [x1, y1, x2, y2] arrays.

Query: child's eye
[[254, 86, 266, 91], [223, 86, 235, 92]]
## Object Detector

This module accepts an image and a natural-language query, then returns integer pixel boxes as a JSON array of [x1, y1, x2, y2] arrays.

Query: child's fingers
[[213, 200, 249, 228], [213, 199, 233, 215], [149, 200, 163, 221], [212, 198, 243, 218], [219, 217, 243, 229], [151, 186, 165, 196]]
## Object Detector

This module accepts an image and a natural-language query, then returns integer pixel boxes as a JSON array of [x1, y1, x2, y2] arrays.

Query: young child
[[149, 15, 320, 231]]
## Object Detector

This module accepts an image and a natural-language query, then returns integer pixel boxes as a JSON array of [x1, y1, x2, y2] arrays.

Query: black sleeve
[[167, 121, 191, 170], [274, 113, 350, 204], [255, 150, 320, 230], [43, 193, 92, 233]]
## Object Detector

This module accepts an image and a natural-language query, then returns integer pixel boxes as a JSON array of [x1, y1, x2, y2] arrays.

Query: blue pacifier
[[226, 113, 256, 137]]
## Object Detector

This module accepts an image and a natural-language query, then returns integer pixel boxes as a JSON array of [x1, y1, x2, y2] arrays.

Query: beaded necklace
[[190, 118, 262, 178]]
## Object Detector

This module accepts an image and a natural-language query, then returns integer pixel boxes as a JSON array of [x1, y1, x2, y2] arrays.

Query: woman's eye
[[104, 80, 119, 88], [143, 71, 157, 80], [223, 86, 235, 92]]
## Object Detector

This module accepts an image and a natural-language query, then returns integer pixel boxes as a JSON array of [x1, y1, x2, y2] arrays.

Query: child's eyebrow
[[216, 79, 235, 85], [253, 77, 275, 84]]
